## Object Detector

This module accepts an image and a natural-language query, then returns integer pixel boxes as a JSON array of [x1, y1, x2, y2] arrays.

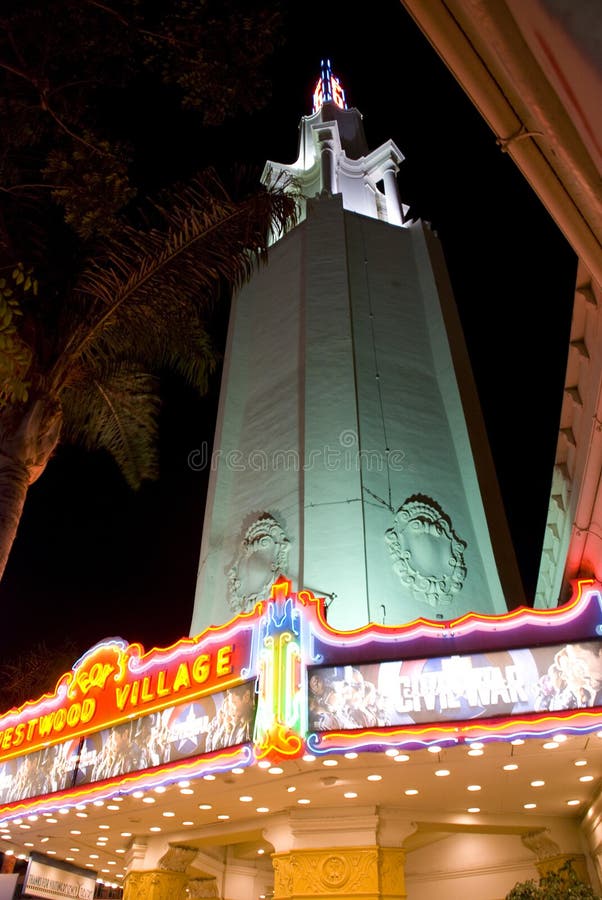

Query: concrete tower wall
[[191, 194, 522, 635]]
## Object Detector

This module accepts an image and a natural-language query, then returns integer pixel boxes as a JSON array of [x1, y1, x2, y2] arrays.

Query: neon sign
[[312, 58, 347, 113], [0, 578, 601, 817]]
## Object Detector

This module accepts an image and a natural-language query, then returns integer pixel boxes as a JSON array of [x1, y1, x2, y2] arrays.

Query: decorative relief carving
[[187, 877, 220, 898], [319, 855, 350, 888], [273, 855, 294, 898], [379, 847, 406, 896], [272, 849, 378, 897], [228, 514, 290, 613], [385, 494, 467, 607], [158, 843, 198, 872], [123, 869, 188, 900]]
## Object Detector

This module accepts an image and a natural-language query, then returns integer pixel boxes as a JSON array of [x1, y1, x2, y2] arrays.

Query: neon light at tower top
[[312, 58, 347, 113]]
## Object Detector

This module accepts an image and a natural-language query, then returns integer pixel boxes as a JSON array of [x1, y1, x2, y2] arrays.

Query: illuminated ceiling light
[[180, 788, 194, 795], [567, 800, 580, 806], [467, 749, 483, 757], [90, 855, 99, 860], [467, 807, 480, 813], [435, 769, 450, 777], [93, 800, 105, 807], [257, 849, 265, 855], [531, 780, 545, 787], [66, 858, 75, 862], [199, 804, 212, 811], [596, 732, 602, 739], [268, 767, 283, 775], [427, 746, 441, 754], [543, 742, 559, 750], [27, 816, 38, 822], [405, 789, 418, 796], [575, 760, 588, 767], [12, 819, 23, 825], [116, 850, 126, 855], [322, 759, 338, 767], [149, 827, 161, 832], [257, 761, 271, 769], [394, 754, 410, 763], [59, 808, 70, 815], [297, 799, 311, 805], [154, 786, 167, 794], [367, 774, 382, 782], [40, 837, 50, 844], [511, 739, 525, 746], [256, 807, 269, 813], [217, 815, 230, 820], [524, 803, 537, 809], [85, 864, 94, 868], [203, 774, 216, 782], [232, 768, 245, 775], [69, 848, 80, 853], [239, 796, 253, 803], [579, 775, 594, 782], [177, 781, 190, 788], [70, 830, 81, 836], [19, 824, 31, 830], [46, 851, 56, 856], [111, 796, 124, 803], [385, 748, 399, 757], [182, 821, 194, 826], [344, 792, 358, 799], [132, 791, 144, 800], [286, 786, 296, 793], [468, 742, 484, 750], [107, 805, 120, 811], [503, 764, 518, 771], [467, 785, 481, 792], [24, 842, 34, 848], [120, 833, 132, 838], [344, 752, 358, 759], [142, 797, 156, 804], [162, 812, 175, 818], [76, 813, 88, 818], [98, 825, 110, 830], [302, 754, 316, 762], [46, 819, 58, 824]]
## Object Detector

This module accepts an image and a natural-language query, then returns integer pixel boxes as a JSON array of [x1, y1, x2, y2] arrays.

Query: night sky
[[0, 1, 577, 665]]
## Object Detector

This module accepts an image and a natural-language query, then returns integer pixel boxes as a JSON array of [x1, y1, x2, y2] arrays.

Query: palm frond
[[52, 170, 297, 390], [61, 364, 161, 489]]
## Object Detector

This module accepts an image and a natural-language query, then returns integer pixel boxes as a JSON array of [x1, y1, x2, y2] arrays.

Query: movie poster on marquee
[[0, 740, 80, 805], [308, 640, 602, 731], [75, 680, 257, 784]]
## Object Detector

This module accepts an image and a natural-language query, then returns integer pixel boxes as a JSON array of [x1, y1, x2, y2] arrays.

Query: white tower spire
[[263, 59, 407, 226]]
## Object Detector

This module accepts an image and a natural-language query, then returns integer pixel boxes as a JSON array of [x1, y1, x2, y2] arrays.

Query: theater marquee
[[0, 578, 601, 815]]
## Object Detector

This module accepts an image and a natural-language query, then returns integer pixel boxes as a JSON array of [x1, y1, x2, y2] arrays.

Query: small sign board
[[22, 853, 96, 900]]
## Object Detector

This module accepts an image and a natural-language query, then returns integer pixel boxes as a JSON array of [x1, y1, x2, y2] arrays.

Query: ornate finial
[[312, 58, 347, 113]]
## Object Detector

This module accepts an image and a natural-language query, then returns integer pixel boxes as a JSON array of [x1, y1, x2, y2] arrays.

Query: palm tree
[[0, 170, 297, 580]]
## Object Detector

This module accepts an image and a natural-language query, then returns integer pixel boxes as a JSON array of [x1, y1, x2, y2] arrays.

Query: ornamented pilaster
[[272, 846, 406, 900], [122, 869, 189, 900]]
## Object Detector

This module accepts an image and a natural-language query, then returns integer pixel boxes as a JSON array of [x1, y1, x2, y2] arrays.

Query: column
[[123, 870, 189, 900], [272, 846, 406, 900], [123, 841, 198, 900], [264, 808, 413, 900], [381, 163, 402, 227]]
